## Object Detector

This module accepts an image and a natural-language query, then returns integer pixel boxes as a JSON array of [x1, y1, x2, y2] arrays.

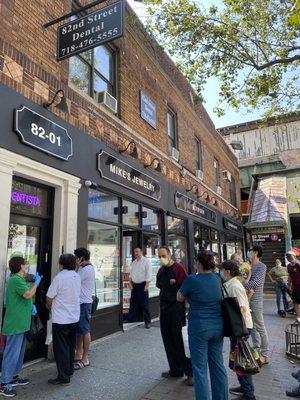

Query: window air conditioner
[[222, 170, 232, 182], [216, 186, 222, 195], [195, 169, 204, 180], [170, 147, 180, 162], [97, 91, 118, 114]]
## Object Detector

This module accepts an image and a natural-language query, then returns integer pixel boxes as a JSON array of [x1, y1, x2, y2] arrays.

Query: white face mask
[[159, 256, 170, 266]]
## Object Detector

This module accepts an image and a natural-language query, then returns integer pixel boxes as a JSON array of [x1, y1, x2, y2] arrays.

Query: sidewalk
[[16, 298, 299, 400]]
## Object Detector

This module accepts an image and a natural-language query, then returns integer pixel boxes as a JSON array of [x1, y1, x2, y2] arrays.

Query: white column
[[0, 156, 16, 331]]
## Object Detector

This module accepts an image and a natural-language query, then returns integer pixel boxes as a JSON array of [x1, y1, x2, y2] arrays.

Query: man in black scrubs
[[156, 246, 193, 385]]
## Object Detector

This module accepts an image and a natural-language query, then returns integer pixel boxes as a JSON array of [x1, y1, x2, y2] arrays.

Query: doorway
[[6, 177, 53, 360], [122, 230, 139, 316]]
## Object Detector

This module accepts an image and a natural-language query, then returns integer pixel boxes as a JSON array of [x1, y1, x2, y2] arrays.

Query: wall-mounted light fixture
[[144, 157, 162, 172], [199, 191, 210, 203], [119, 140, 138, 158], [210, 196, 218, 206], [186, 184, 199, 195], [84, 180, 98, 189], [43, 89, 69, 113]]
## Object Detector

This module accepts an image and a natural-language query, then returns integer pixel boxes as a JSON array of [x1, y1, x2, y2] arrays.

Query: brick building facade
[[0, 0, 242, 357]]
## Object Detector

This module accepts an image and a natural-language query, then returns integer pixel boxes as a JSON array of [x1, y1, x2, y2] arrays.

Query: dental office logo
[[11, 191, 41, 207], [57, 0, 125, 61], [98, 150, 161, 201]]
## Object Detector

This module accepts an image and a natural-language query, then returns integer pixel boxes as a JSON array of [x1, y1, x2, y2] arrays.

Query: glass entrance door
[[6, 214, 52, 360], [122, 230, 139, 316]]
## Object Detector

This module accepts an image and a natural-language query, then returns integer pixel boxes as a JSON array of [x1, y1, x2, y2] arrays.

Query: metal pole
[[43, 0, 112, 29]]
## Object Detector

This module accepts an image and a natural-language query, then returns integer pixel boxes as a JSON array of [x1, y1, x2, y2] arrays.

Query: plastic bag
[[45, 318, 52, 345], [234, 337, 260, 375], [182, 325, 190, 358], [26, 315, 45, 342]]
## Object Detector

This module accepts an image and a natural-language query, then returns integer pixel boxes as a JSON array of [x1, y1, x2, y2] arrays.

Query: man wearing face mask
[[156, 246, 193, 384], [244, 245, 269, 365]]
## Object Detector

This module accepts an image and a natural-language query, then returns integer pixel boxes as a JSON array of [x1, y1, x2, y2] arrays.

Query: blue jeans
[[230, 336, 254, 398], [76, 303, 92, 335], [275, 285, 288, 312], [189, 322, 228, 400], [1, 333, 26, 389]]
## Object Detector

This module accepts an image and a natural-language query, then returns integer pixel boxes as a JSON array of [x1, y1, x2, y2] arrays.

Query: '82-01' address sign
[[14, 106, 73, 161]]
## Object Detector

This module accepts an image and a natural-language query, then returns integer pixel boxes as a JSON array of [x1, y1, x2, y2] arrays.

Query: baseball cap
[[286, 250, 296, 256]]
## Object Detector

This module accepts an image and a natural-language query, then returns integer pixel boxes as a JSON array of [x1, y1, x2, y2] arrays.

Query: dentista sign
[[11, 192, 41, 207], [98, 150, 161, 201], [57, 0, 125, 61]]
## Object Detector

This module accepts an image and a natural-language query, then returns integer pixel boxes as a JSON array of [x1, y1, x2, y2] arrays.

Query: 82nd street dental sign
[[57, 0, 124, 61]]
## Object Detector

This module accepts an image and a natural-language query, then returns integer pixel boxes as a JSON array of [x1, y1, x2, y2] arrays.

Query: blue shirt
[[179, 273, 223, 323]]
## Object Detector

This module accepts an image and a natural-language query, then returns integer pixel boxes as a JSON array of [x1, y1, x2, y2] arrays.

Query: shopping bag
[[26, 315, 45, 342], [45, 318, 52, 345], [234, 338, 260, 375], [182, 325, 190, 358], [221, 284, 248, 338], [91, 295, 99, 315]]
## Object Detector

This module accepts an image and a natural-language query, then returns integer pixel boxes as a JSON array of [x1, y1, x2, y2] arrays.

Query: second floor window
[[195, 137, 202, 171], [230, 178, 237, 207], [167, 109, 177, 151], [214, 158, 220, 187], [69, 45, 116, 101]]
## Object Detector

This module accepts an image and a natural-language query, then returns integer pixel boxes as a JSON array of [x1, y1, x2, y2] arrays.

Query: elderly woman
[[177, 250, 228, 400]]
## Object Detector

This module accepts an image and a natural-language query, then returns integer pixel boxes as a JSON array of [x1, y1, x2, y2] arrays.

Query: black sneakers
[[229, 387, 244, 395], [48, 378, 70, 386], [286, 386, 300, 397], [0, 386, 17, 397]]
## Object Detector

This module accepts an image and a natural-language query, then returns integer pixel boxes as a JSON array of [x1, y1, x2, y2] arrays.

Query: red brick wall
[[0, 0, 241, 217]]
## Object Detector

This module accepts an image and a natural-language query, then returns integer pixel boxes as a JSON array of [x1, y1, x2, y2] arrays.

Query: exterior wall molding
[[0, 147, 81, 332]]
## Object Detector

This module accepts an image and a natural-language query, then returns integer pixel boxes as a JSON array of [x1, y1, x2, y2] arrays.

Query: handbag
[[221, 283, 248, 338], [26, 315, 45, 342], [235, 337, 261, 375], [182, 325, 190, 358], [91, 279, 99, 315], [45, 317, 52, 345]]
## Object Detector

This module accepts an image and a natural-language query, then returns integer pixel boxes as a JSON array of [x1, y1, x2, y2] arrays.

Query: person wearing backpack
[[221, 260, 255, 400]]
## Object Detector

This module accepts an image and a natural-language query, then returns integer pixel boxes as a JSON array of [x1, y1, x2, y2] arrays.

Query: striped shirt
[[244, 262, 267, 302]]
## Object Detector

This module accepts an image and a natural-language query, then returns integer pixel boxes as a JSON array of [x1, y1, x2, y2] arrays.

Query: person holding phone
[[156, 246, 193, 385]]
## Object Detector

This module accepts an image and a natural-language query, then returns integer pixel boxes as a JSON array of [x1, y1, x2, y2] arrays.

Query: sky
[[128, 0, 265, 129]]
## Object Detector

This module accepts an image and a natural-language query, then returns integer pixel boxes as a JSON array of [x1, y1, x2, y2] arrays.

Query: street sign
[[57, 0, 125, 61], [14, 106, 73, 161], [140, 91, 157, 129]]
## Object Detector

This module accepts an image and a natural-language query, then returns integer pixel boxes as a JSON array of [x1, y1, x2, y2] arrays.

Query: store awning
[[249, 176, 288, 224]]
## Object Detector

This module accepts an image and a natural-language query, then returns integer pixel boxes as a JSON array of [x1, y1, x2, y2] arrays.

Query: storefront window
[[143, 233, 161, 297], [88, 221, 120, 309], [122, 200, 139, 227], [10, 179, 49, 217], [211, 229, 220, 258], [142, 207, 159, 231], [167, 216, 188, 268], [226, 242, 236, 259], [194, 223, 211, 254], [88, 189, 119, 223], [167, 216, 185, 235]]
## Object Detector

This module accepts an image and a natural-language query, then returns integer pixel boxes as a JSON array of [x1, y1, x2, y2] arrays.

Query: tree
[[144, 0, 300, 117]]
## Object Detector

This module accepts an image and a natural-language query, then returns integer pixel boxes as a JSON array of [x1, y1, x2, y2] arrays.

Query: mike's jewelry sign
[[57, 0, 125, 61], [98, 150, 161, 201]]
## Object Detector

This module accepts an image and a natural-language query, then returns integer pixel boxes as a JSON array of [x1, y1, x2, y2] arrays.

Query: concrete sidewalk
[[16, 298, 300, 400]]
